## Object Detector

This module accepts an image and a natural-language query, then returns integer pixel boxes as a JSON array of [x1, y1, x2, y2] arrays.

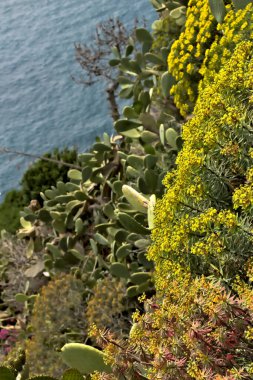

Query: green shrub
[[26, 274, 86, 378], [0, 148, 78, 234], [86, 276, 130, 337], [150, 41, 253, 290], [0, 190, 25, 233], [21, 148, 78, 205]]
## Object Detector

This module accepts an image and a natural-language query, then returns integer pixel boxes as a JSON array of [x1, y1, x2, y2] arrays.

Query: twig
[[0, 147, 82, 170]]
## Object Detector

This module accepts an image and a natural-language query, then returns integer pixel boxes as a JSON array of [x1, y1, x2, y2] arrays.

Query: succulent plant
[[61, 343, 112, 375], [208, 0, 226, 23], [17, 15, 183, 306]]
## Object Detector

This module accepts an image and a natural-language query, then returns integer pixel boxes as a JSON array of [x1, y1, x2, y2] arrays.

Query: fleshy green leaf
[[118, 212, 150, 235], [161, 71, 175, 97], [62, 368, 84, 380], [67, 169, 82, 181], [110, 262, 130, 278], [135, 28, 153, 43], [208, 0, 226, 23], [61, 343, 112, 374]]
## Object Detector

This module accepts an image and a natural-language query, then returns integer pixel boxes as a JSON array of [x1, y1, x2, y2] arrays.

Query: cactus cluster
[[151, 0, 187, 50], [14, 4, 184, 312], [16, 125, 180, 307], [17, 105, 182, 302]]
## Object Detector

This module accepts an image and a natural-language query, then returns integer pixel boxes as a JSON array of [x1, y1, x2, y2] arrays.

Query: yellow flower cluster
[[199, 3, 253, 91], [168, 2, 253, 117], [168, 0, 216, 116], [233, 183, 253, 210], [246, 258, 253, 282], [233, 278, 253, 312], [233, 165, 253, 210], [149, 41, 253, 290], [245, 327, 253, 341]]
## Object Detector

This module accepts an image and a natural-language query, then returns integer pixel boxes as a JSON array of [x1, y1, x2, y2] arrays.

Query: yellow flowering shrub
[[199, 3, 253, 91], [168, 1, 253, 117], [150, 41, 253, 290], [168, 0, 216, 116]]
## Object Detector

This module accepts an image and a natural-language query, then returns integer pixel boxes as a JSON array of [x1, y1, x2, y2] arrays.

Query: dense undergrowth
[[0, 1, 253, 380]]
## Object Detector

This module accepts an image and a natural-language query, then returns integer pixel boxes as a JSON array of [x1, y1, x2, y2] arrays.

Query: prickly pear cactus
[[18, 120, 181, 301], [61, 343, 112, 375]]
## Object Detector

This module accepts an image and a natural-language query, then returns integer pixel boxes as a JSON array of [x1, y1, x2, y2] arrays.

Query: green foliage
[[17, 117, 180, 300], [151, 1, 187, 51], [0, 190, 25, 233], [10, 19, 183, 377], [0, 365, 84, 380], [0, 231, 44, 313], [2, 0, 253, 379], [29, 377, 58, 380], [61, 369, 83, 380], [2, 347, 26, 374], [232, 0, 252, 9], [1, 2, 252, 380], [208, 0, 226, 23]]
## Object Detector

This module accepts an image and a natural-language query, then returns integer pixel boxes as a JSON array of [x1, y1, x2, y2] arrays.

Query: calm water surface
[[0, 0, 155, 199]]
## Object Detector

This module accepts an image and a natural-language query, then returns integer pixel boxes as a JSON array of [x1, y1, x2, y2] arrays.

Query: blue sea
[[0, 0, 155, 200]]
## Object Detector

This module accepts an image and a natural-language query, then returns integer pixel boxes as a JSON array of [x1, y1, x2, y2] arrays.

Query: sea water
[[0, 0, 155, 200]]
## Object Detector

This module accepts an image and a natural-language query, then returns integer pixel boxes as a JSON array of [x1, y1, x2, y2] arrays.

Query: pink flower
[[0, 329, 9, 340]]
